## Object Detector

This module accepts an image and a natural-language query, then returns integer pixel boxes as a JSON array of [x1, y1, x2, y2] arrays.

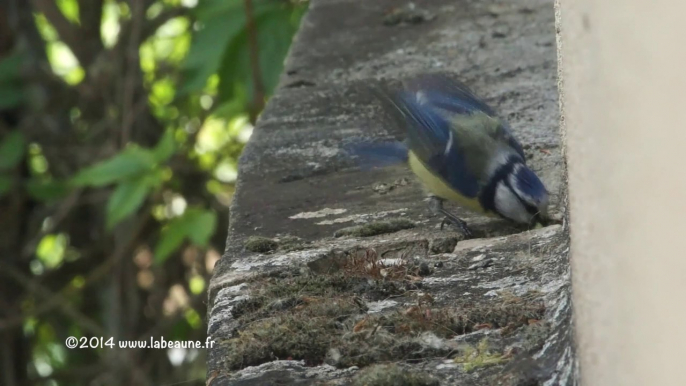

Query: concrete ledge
[[207, 0, 575, 384]]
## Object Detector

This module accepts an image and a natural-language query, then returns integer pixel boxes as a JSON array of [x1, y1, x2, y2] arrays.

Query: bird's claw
[[429, 196, 473, 239], [440, 215, 473, 239]]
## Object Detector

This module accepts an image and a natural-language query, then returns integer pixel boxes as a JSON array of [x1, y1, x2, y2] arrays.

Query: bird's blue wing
[[406, 74, 496, 116], [407, 74, 526, 160], [392, 92, 481, 198]]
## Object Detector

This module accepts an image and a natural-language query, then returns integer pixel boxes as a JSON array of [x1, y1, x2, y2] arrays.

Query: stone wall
[[207, 0, 575, 384]]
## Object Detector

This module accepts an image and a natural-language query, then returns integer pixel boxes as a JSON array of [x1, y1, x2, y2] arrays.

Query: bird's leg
[[428, 196, 473, 238]]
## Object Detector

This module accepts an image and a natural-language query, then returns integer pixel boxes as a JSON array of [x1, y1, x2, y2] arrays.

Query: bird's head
[[491, 162, 549, 226]]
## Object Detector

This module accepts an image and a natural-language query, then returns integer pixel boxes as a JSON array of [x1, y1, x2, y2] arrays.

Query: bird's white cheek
[[494, 183, 530, 224]]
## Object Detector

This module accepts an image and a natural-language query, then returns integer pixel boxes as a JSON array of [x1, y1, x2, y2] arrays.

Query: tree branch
[[243, 0, 265, 123], [0, 262, 105, 336], [77, 0, 104, 34], [120, 0, 145, 146], [77, 0, 105, 55], [0, 212, 151, 332]]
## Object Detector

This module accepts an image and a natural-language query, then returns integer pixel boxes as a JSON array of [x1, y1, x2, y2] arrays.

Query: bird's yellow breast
[[408, 151, 495, 216]]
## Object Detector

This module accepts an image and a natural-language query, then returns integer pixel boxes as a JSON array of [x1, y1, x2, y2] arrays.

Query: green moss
[[262, 273, 359, 297], [351, 295, 545, 339], [335, 331, 445, 368], [244, 235, 311, 253], [224, 255, 546, 373], [244, 236, 278, 253], [334, 219, 415, 238], [226, 274, 545, 371], [223, 297, 361, 370], [230, 273, 360, 321], [231, 273, 405, 322], [277, 235, 310, 252], [352, 364, 439, 386], [454, 338, 509, 371]]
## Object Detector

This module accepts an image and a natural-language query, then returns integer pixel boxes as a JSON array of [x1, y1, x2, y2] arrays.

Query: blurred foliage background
[[0, 0, 306, 384]]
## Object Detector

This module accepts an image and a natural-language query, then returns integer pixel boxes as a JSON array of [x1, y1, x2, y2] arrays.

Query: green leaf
[[211, 99, 245, 120], [56, 0, 80, 24], [194, 0, 242, 20], [189, 275, 206, 295], [256, 7, 302, 95], [0, 53, 25, 109], [152, 129, 176, 162], [154, 217, 188, 263], [0, 175, 12, 198], [25, 179, 71, 202], [178, 0, 244, 95], [185, 209, 217, 246], [0, 86, 24, 109], [0, 131, 26, 170], [0, 53, 24, 84], [154, 208, 217, 263], [71, 147, 156, 187], [179, 0, 306, 99], [105, 172, 162, 229], [217, 1, 306, 109], [184, 308, 202, 329], [36, 234, 68, 269], [170, 319, 192, 341]]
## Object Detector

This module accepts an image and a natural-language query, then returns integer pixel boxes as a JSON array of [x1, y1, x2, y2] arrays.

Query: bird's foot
[[440, 213, 473, 239], [428, 195, 473, 238]]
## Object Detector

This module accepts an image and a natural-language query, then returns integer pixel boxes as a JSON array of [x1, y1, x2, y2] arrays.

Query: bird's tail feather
[[345, 141, 409, 170]]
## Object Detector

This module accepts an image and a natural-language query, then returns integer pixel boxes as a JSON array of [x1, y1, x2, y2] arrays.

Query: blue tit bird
[[350, 74, 549, 237]]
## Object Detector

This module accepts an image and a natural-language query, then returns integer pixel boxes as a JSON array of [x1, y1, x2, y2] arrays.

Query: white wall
[[556, 1, 686, 385]]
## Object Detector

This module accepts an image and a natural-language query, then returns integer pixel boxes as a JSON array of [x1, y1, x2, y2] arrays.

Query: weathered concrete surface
[[208, 0, 574, 384]]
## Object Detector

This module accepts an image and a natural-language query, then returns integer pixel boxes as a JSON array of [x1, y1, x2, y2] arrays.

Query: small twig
[[82, 212, 151, 288], [135, 292, 205, 342], [243, 0, 265, 122], [21, 189, 82, 258], [1, 335, 17, 386], [120, 0, 145, 146], [0, 212, 151, 331], [0, 262, 105, 335], [77, 0, 105, 52]]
